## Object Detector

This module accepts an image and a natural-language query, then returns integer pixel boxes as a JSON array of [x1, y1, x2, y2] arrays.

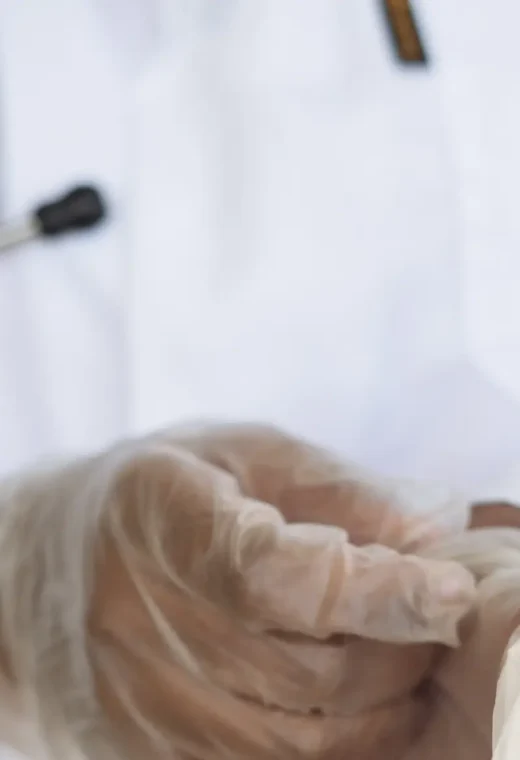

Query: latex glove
[[273, 502, 520, 760], [151, 421, 476, 643], [171, 422, 472, 548], [86, 423, 476, 760]]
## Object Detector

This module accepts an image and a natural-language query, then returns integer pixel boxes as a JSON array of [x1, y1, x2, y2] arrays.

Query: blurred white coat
[[1, 0, 520, 499]]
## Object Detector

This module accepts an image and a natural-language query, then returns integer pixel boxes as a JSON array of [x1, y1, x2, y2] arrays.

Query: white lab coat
[[1, 0, 520, 501]]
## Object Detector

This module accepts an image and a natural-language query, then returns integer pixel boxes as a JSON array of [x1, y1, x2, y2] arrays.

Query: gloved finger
[[171, 423, 469, 550], [93, 619, 422, 760], [109, 444, 475, 647], [233, 515, 477, 645]]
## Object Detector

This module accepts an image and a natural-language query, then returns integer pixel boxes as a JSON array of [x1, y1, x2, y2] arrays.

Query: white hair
[[0, 442, 144, 759], [0, 442, 518, 759]]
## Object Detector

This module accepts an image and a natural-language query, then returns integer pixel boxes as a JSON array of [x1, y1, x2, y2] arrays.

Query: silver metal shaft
[[0, 217, 40, 253]]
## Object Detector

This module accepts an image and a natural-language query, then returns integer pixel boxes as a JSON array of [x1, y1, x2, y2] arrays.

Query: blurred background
[[1, 0, 520, 500]]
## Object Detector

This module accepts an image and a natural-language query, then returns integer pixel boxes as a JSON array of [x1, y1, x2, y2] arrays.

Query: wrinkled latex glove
[[87, 423, 478, 760], [148, 421, 477, 645], [171, 422, 472, 549]]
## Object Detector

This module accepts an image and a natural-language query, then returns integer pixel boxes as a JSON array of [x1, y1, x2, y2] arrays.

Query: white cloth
[[1, 0, 520, 502], [493, 632, 520, 759]]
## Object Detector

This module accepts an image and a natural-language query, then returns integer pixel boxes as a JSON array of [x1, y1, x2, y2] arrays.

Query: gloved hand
[[169, 422, 477, 643], [88, 423, 477, 760]]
